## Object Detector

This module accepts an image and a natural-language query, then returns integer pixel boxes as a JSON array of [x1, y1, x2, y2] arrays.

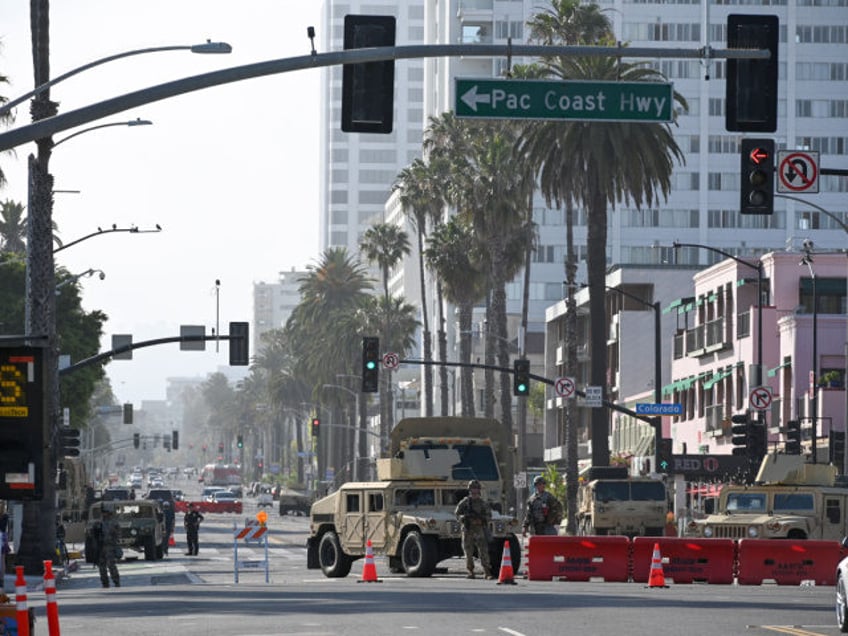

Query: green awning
[[708, 293, 718, 302], [703, 368, 733, 390], [662, 297, 684, 314]]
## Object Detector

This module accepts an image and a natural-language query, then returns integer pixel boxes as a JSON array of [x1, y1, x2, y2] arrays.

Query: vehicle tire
[[144, 536, 156, 561], [838, 575, 848, 633], [401, 531, 437, 578], [318, 531, 352, 578]]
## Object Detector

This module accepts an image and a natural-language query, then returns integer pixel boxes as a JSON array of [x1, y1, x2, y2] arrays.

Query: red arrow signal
[[749, 147, 769, 164]]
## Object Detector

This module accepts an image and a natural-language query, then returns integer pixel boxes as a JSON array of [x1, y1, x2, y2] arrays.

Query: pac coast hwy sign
[[455, 78, 674, 123]]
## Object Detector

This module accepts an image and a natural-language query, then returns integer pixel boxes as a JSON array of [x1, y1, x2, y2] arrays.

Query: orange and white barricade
[[233, 519, 270, 583]]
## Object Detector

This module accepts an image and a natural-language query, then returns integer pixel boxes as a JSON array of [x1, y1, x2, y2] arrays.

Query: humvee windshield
[[725, 493, 767, 511], [593, 481, 666, 502], [442, 444, 499, 481]]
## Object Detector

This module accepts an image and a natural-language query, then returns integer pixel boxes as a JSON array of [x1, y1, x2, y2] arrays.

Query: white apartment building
[[316, 1, 847, 422], [252, 267, 310, 355]]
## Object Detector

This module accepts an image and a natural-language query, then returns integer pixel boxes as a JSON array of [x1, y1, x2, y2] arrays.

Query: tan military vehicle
[[307, 417, 522, 578], [85, 500, 166, 561], [689, 453, 848, 540], [57, 457, 91, 543], [573, 466, 669, 537]]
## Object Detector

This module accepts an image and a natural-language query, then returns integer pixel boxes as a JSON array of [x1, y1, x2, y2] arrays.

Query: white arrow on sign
[[460, 85, 491, 112]]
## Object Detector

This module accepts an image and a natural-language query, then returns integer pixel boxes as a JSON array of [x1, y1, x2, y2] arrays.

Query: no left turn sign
[[777, 150, 819, 193]]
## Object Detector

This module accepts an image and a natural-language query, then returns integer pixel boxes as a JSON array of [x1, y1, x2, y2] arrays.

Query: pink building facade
[[663, 251, 847, 463]]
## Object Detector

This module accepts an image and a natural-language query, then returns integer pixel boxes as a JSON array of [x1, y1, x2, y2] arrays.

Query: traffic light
[[747, 423, 767, 464], [311, 417, 320, 437], [172, 430, 179, 450], [513, 359, 530, 396], [740, 138, 775, 215], [237, 434, 244, 449], [229, 321, 250, 366], [341, 15, 396, 134], [726, 14, 779, 133], [730, 412, 750, 456], [123, 403, 133, 424], [133, 433, 140, 449], [361, 336, 379, 393], [656, 437, 674, 473], [59, 427, 81, 457], [785, 420, 801, 455]]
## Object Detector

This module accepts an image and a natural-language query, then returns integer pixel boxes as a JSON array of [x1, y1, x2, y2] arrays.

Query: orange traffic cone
[[647, 542, 668, 588], [496, 540, 517, 585], [357, 539, 382, 583], [169, 535, 176, 547]]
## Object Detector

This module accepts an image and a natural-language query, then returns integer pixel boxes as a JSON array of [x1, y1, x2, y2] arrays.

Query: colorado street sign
[[636, 403, 683, 415], [455, 78, 674, 123]]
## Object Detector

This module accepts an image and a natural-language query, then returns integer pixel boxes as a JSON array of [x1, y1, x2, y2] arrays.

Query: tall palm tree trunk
[[457, 303, 475, 417], [436, 281, 448, 416], [417, 231, 434, 417]]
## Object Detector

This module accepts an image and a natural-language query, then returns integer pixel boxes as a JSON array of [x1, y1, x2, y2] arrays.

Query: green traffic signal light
[[513, 359, 530, 396], [237, 434, 244, 449]]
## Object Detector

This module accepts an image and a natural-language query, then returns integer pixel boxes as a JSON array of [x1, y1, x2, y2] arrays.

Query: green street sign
[[455, 78, 674, 123]]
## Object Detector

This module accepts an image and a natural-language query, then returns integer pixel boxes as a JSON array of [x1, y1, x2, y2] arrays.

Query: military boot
[[466, 568, 476, 579]]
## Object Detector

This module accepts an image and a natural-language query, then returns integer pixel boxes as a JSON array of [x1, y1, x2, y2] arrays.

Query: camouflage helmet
[[533, 475, 546, 486], [467, 479, 482, 491]]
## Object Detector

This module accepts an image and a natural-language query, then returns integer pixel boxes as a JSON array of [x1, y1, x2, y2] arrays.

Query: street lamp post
[[603, 285, 663, 468], [17, 39, 229, 573], [322, 383, 361, 480], [51, 118, 152, 148], [800, 244, 818, 463], [0, 41, 232, 117], [673, 241, 766, 456]]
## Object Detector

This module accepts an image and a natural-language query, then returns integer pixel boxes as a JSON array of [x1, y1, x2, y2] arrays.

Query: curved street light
[[55, 268, 105, 292], [52, 117, 152, 148], [0, 40, 232, 117], [53, 223, 162, 254], [800, 243, 819, 463]]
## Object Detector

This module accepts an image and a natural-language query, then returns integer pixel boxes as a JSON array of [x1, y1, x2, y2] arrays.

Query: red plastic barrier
[[180, 500, 242, 514], [737, 539, 842, 586], [526, 535, 630, 582], [632, 537, 735, 584]]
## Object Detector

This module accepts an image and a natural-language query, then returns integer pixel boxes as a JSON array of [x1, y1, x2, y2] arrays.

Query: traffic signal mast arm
[[58, 331, 248, 376], [0, 43, 769, 153], [398, 357, 657, 427]]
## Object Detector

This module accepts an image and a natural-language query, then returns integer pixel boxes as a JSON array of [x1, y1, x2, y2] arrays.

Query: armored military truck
[[689, 453, 848, 540], [573, 466, 669, 537], [307, 417, 521, 578], [85, 499, 166, 561]]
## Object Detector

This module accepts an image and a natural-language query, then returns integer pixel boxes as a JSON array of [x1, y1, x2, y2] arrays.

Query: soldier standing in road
[[454, 479, 494, 579], [184, 503, 204, 556], [522, 475, 563, 536], [92, 508, 121, 588]]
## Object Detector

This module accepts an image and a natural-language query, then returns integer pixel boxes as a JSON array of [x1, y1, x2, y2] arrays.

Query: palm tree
[[286, 247, 373, 475], [392, 157, 449, 417], [359, 222, 411, 440], [520, 3, 686, 469], [0, 200, 27, 255], [425, 216, 488, 416]]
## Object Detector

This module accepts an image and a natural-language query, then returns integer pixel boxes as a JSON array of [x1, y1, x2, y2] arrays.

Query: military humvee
[[307, 417, 521, 578], [689, 453, 848, 540], [573, 466, 669, 537], [85, 500, 166, 561]]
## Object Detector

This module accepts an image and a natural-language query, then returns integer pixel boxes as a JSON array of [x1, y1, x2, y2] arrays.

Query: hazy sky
[[1, 2, 323, 404]]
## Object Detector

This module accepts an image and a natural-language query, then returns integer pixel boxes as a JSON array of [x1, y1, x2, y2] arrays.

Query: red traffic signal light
[[740, 138, 775, 215], [311, 417, 320, 436]]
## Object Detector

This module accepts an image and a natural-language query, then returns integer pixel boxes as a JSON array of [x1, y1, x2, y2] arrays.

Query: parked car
[[202, 486, 228, 502], [836, 537, 848, 632], [211, 490, 241, 504], [257, 484, 274, 507], [278, 489, 311, 516], [144, 488, 175, 505]]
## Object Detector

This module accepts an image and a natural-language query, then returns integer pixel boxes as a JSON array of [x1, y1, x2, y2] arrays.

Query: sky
[[0, 2, 323, 405]]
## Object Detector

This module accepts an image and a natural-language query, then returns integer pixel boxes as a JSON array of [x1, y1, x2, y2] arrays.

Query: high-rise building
[[317, 0, 847, 420], [253, 268, 310, 355]]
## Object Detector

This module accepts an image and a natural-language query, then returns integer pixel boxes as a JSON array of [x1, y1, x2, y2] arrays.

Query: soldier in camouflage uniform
[[454, 479, 494, 579], [522, 475, 563, 536], [92, 508, 121, 588]]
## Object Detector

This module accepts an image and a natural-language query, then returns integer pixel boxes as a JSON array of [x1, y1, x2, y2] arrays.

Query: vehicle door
[[822, 493, 847, 540], [363, 489, 387, 551], [340, 489, 365, 552]]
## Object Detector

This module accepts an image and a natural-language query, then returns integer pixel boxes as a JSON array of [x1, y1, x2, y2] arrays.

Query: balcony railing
[[704, 404, 726, 435], [458, 0, 494, 12], [673, 332, 684, 359], [704, 316, 725, 348], [685, 325, 704, 353]]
